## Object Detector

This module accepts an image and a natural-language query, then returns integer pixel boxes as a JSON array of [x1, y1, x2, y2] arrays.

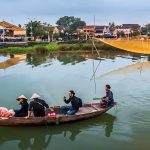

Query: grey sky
[[0, 0, 150, 26]]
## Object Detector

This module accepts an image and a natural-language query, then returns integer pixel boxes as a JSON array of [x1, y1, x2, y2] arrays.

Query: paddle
[[93, 98, 101, 100], [0, 117, 9, 120]]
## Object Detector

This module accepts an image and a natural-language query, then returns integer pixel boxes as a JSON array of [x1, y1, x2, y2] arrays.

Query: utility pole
[[94, 16, 95, 26], [94, 15, 96, 38], [3, 20, 5, 42], [30, 21, 33, 37], [27, 18, 33, 38]]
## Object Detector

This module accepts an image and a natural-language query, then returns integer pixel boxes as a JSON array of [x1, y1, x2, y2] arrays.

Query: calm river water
[[0, 50, 150, 150]]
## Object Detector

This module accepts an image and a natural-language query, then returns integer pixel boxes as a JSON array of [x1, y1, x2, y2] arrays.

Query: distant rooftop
[[80, 25, 108, 29], [122, 24, 141, 29], [0, 21, 25, 31]]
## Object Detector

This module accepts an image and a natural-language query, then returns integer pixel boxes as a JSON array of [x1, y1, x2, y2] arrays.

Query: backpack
[[77, 98, 83, 107]]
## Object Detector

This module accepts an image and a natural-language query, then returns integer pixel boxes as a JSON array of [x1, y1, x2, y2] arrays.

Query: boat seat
[[91, 104, 104, 111], [76, 107, 96, 115]]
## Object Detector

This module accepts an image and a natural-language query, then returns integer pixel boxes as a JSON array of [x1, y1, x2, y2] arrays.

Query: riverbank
[[0, 42, 28, 48], [0, 40, 120, 54]]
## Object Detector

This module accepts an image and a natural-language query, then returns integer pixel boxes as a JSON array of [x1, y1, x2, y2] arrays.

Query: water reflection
[[0, 54, 26, 69], [98, 61, 150, 78], [22, 134, 52, 150], [57, 53, 86, 65], [0, 49, 147, 69], [0, 113, 116, 149], [26, 53, 53, 67], [25, 50, 148, 67], [26, 52, 86, 67]]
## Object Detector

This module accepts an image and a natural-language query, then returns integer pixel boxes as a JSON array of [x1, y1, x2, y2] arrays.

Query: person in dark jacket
[[100, 84, 114, 107], [61, 90, 80, 115], [25, 93, 49, 119], [15, 95, 29, 117]]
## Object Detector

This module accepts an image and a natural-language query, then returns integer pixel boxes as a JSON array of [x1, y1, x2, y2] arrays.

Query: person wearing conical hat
[[26, 93, 49, 119], [14, 95, 29, 117]]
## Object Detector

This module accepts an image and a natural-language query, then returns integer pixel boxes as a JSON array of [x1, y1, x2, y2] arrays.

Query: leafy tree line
[[25, 16, 86, 41], [56, 16, 86, 34], [24, 18, 150, 40]]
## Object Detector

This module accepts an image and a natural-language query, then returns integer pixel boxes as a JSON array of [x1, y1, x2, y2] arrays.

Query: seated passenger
[[100, 84, 114, 107], [0, 107, 15, 118], [61, 90, 81, 115], [25, 93, 49, 119], [14, 95, 29, 117]]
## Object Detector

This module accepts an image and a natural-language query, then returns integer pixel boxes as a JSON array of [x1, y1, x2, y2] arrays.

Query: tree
[[18, 24, 22, 28], [120, 31, 125, 37], [108, 22, 115, 28], [25, 21, 48, 40], [56, 16, 86, 35], [145, 24, 150, 36], [117, 31, 125, 38], [132, 31, 140, 36]]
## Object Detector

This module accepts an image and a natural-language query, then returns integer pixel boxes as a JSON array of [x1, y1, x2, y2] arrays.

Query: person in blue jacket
[[100, 84, 114, 107]]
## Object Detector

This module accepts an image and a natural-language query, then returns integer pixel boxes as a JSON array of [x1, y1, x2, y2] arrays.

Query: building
[[113, 29, 131, 37], [43, 25, 64, 42], [77, 25, 110, 38], [112, 24, 141, 37], [0, 21, 26, 41], [95, 26, 110, 37], [122, 24, 141, 32]]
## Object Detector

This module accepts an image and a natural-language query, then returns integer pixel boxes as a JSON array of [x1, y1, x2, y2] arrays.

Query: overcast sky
[[1, 0, 150, 26]]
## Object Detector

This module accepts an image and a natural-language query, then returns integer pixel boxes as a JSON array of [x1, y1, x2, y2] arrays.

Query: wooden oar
[[93, 98, 101, 100], [0, 117, 9, 120]]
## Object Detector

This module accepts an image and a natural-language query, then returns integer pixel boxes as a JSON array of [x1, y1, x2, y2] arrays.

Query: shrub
[[45, 44, 60, 51], [34, 46, 49, 54]]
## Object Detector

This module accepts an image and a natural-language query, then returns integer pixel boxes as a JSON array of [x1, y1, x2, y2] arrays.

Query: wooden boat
[[0, 102, 116, 126]]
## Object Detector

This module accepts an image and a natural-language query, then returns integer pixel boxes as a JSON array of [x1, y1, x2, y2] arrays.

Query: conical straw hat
[[16, 95, 27, 100], [30, 93, 40, 99]]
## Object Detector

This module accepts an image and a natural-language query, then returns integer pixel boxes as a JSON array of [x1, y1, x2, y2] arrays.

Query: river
[[0, 50, 150, 150]]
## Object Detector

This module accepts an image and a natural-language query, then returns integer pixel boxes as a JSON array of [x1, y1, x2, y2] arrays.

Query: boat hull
[[0, 102, 116, 126]]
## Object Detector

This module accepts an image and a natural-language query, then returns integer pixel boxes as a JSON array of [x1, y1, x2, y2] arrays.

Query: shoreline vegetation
[[0, 40, 121, 54]]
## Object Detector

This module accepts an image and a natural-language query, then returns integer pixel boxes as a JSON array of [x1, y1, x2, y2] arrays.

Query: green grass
[[0, 47, 34, 54], [45, 44, 60, 51], [0, 40, 120, 54], [58, 40, 90, 44]]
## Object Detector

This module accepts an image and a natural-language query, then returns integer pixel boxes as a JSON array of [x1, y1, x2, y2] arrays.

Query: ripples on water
[[0, 50, 150, 150]]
